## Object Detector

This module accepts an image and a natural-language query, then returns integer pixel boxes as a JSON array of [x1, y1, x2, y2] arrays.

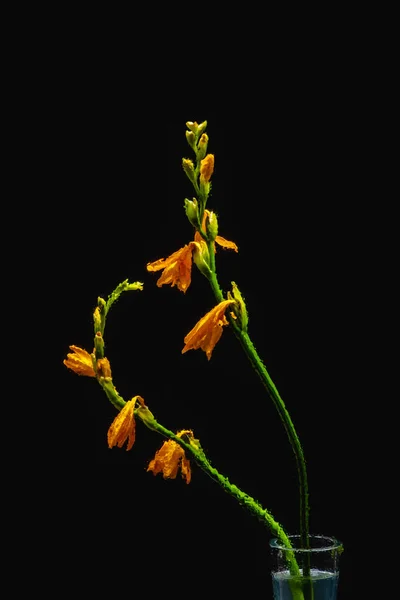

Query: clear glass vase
[[269, 534, 343, 600]]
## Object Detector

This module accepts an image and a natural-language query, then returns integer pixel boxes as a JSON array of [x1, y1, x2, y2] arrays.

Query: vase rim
[[269, 534, 342, 553]]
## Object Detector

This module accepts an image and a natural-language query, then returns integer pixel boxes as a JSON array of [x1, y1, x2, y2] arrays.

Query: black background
[[57, 106, 364, 597]]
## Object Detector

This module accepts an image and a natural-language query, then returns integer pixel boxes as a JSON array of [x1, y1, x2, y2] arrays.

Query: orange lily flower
[[147, 212, 237, 293], [182, 299, 235, 360], [147, 243, 196, 293], [107, 396, 144, 451], [147, 430, 193, 484], [63, 345, 95, 377]]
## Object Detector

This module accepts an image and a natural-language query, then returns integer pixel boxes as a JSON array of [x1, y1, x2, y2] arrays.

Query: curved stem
[[208, 269, 311, 573], [137, 412, 305, 596]]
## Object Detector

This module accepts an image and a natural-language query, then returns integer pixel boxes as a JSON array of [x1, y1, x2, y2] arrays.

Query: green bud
[[125, 281, 143, 291], [197, 133, 209, 161], [206, 211, 218, 241], [186, 130, 196, 150], [197, 120, 207, 136], [186, 121, 198, 133], [193, 241, 212, 279], [182, 158, 197, 185], [228, 282, 248, 332], [184, 198, 199, 227], [93, 306, 102, 333], [200, 178, 210, 201], [97, 296, 106, 312]]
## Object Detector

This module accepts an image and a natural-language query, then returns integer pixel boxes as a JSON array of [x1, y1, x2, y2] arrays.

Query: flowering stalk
[[179, 122, 312, 580], [64, 279, 308, 600]]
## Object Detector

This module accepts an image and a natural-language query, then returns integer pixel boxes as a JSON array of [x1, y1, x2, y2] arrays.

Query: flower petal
[[215, 236, 238, 252]]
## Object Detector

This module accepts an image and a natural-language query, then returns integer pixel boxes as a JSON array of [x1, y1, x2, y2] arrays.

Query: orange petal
[[180, 457, 192, 484], [215, 236, 238, 252]]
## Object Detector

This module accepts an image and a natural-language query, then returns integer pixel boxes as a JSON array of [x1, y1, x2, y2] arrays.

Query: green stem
[[137, 413, 305, 595], [208, 269, 311, 576]]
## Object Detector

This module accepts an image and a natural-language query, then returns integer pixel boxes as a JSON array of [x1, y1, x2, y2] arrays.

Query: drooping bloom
[[182, 299, 235, 360], [147, 244, 195, 293], [107, 396, 143, 451], [147, 212, 237, 293], [63, 345, 96, 377], [147, 429, 193, 484]]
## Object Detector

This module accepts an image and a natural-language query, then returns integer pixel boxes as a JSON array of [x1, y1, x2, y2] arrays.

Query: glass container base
[[270, 535, 342, 600]]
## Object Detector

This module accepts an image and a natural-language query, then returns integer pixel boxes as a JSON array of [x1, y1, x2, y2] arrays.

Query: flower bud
[[197, 133, 209, 161], [186, 121, 199, 133], [184, 198, 199, 227], [125, 281, 143, 291], [197, 121, 207, 136], [200, 154, 214, 183], [185, 130, 196, 150], [192, 240, 212, 279], [182, 158, 196, 185], [93, 306, 102, 333], [206, 211, 218, 241], [228, 281, 248, 332]]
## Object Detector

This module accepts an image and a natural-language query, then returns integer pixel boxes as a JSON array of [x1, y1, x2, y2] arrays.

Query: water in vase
[[272, 569, 339, 600]]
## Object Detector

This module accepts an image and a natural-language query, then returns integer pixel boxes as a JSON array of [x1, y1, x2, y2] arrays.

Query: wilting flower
[[182, 299, 235, 360], [147, 244, 195, 293], [147, 430, 193, 484], [147, 212, 238, 293], [107, 396, 144, 451], [64, 345, 95, 377], [96, 357, 112, 379]]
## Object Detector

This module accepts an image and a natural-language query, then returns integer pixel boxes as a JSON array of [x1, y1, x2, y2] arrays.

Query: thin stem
[[192, 131, 312, 581], [136, 413, 305, 591], [209, 266, 311, 576]]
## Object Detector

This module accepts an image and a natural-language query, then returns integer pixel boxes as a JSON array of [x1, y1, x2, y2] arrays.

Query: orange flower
[[147, 213, 237, 293], [63, 345, 95, 377], [107, 396, 143, 451], [182, 299, 235, 360], [147, 430, 193, 484], [147, 244, 195, 293]]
